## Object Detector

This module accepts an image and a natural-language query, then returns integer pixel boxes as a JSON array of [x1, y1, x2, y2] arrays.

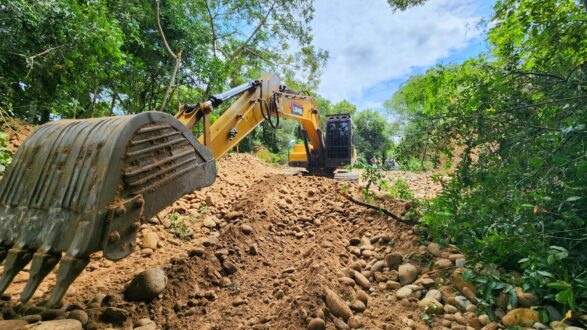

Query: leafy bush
[[391, 0, 587, 312], [387, 179, 414, 200], [0, 132, 12, 175], [255, 148, 283, 166]]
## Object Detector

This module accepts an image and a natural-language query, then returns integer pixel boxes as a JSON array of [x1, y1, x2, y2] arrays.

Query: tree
[[0, 0, 328, 123], [331, 100, 357, 116], [390, 0, 587, 311], [386, 0, 428, 11], [354, 110, 395, 160]]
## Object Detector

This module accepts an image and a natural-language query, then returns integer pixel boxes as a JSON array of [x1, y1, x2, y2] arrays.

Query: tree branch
[[338, 190, 414, 225], [231, 0, 277, 58], [154, 0, 182, 111], [155, 0, 177, 60], [204, 0, 217, 57]]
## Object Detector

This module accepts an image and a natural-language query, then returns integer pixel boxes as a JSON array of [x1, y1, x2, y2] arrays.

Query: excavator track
[[0, 112, 216, 306]]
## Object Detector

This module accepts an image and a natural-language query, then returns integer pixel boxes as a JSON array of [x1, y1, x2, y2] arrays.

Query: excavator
[[0, 73, 355, 307]]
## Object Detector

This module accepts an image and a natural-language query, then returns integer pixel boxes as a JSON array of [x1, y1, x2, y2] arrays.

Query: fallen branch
[[338, 189, 414, 225]]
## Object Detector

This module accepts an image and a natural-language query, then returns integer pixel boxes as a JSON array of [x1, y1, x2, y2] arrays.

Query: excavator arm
[[175, 73, 325, 167], [0, 73, 353, 307]]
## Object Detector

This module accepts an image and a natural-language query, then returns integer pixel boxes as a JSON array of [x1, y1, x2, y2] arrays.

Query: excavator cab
[[288, 113, 355, 175], [325, 114, 354, 168]]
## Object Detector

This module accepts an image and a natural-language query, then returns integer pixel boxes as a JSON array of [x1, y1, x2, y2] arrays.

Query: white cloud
[[311, 0, 485, 107]]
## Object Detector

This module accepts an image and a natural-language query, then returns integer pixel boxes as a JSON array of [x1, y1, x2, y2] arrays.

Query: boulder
[[125, 268, 167, 301]]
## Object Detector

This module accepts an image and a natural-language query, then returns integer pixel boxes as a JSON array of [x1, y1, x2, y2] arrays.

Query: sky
[[310, 0, 496, 111]]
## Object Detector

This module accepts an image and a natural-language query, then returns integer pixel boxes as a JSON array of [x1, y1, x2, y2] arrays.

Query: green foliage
[[354, 109, 397, 160], [255, 147, 283, 166], [390, 0, 587, 311], [386, 0, 428, 11], [359, 160, 388, 202], [169, 212, 192, 240], [331, 100, 357, 116], [387, 179, 414, 200], [0, 0, 327, 123], [0, 132, 12, 175]]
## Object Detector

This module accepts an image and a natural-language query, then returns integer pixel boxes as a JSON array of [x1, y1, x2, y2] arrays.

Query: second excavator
[[0, 73, 355, 306]]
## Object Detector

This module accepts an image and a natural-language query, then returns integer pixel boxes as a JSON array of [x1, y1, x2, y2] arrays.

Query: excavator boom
[[0, 73, 354, 306]]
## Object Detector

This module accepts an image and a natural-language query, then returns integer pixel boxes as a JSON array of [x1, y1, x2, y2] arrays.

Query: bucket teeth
[[20, 252, 61, 303], [0, 249, 34, 294], [47, 256, 89, 308]]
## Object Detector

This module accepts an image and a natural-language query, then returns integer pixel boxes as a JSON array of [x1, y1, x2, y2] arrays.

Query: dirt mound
[[2, 151, 437, 330]]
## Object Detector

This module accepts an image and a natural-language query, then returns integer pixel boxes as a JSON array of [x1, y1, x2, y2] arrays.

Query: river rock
[[339, 277, 356, 286], [225, 211, 242, 220], [427, 242, 442, 257], [480, 323, 499, 330], [203, 217, 217, 229], [347, 316, 363, 329], [425, 289, 442, 301], [502, 308, 540, 327], [434, 258, 452, 269], [125, 268, 167, 301], [332, 317, 350, 330], [28, 320, 82, 330], [240, 224, 253, 235], [452, 268, 477, 301], [384, 252, 403, 270], [398, 263, 418, 285], [350, 300, 366, 312], [307, 318, 325, 330], [371, 260, 385, 273], [444, 304, 458, 314], [514, 287, 540, 307], [325, 289, 352, 321], [67, 310, 88, 325], [353, 271, 370, 289], [454, 295, 473, 311], [396, 286, 413, 299], [418, 297, 443, 313], [142, 232, 159, 250], [356, 289, 369, 306]]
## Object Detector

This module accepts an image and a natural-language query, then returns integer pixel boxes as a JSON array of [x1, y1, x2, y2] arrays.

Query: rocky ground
[[0, 126, 583, 330]]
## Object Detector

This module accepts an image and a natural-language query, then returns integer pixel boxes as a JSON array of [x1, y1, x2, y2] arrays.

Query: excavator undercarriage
[[0, 73, 354, 306]]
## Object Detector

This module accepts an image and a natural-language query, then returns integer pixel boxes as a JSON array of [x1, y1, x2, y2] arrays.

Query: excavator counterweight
[[0, 73, 353, 306]]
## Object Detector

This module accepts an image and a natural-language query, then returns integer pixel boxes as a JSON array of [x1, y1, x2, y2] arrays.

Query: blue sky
[[310, 0, 496, 111]]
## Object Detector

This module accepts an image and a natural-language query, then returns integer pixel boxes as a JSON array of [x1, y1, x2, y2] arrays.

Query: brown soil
[[1, 125, 439, 330], [0, 117, 35, 153]]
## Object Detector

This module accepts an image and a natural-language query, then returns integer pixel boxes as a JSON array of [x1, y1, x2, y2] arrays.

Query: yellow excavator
[[0, 73, 355, 306]]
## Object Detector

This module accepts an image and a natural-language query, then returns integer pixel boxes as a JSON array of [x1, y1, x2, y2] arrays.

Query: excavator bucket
[[0, 111, 216, 306]]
